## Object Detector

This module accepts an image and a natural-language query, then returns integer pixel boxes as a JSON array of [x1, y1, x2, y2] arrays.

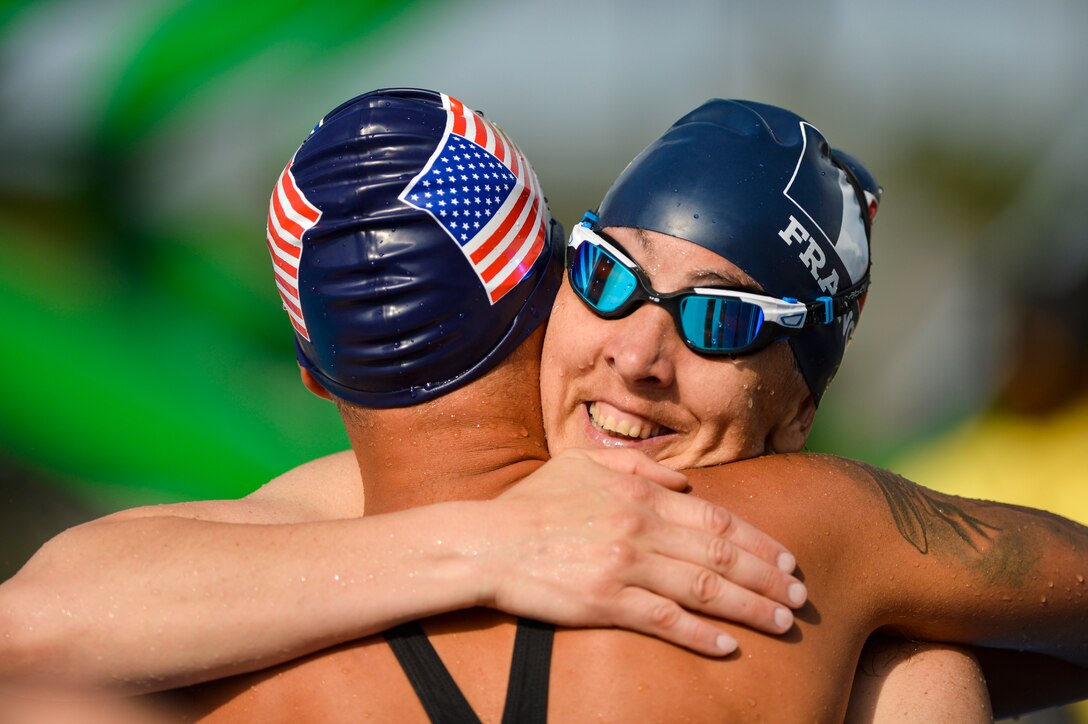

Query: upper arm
[[832, 457, 1088, 665], [70, 450, 362, 529]]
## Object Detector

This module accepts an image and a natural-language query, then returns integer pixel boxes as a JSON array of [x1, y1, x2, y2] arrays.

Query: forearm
[[0, 449, 808, 693], [0, 504, 491, 693]]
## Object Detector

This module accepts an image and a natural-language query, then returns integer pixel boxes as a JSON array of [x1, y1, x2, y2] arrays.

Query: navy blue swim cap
[[597, 99, 881, 404], [265, 88, 563, 408]]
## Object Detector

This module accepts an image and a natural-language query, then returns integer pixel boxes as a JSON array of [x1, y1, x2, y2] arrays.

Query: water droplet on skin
[[693, 213, 700, 219]]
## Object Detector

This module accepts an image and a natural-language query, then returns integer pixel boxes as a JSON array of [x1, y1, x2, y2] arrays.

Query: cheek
[[542, 289, 598, 373], [540, 292, 584, 410], [540, 289, 613, 424], [681, 362, 765, 430]]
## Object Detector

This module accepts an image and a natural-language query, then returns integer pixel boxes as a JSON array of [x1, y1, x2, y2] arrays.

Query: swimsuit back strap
[[384, 621, 482, 724], [383, 617, 556, 724], [502, 618, 556, 724]]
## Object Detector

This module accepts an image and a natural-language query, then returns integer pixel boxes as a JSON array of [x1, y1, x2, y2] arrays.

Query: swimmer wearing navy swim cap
[[591, 99, 881, 404]]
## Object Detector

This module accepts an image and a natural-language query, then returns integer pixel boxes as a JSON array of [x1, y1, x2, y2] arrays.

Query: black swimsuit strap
[[384, 620, 481, 724], [383, 618, 556, 724], [502, 618, 555, 724]]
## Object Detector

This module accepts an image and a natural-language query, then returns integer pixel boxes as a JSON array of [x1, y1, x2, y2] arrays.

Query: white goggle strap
[[690, 287, 809, 329], [568, 223, 639, 269]]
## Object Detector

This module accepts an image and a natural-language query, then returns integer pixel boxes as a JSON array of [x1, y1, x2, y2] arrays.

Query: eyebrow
[[688, 269, 765, 293], [632, 228, 766, 293]]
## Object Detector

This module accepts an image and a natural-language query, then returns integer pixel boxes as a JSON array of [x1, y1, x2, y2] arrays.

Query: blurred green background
[[2, 0, 1086, 583]]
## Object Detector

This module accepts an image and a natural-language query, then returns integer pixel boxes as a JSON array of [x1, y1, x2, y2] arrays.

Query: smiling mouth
[[587, 402, 670, 440]]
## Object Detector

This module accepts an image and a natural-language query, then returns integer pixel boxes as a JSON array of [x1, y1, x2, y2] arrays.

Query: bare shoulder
[[245, 449, 364, 521], [684, 452, 879, 509], [98, 451, 363, 527], [685, 452, 1029, 557]]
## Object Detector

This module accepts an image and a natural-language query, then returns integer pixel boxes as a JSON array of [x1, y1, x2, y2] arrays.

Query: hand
[[480, 447, 807, 656]]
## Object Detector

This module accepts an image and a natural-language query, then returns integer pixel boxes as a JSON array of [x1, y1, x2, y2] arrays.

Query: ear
[[767, 392, 816, 453], [299, 367, 335, 401]]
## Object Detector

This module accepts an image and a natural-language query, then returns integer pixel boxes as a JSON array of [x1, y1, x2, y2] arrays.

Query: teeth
[[589, 402, 662, 440]]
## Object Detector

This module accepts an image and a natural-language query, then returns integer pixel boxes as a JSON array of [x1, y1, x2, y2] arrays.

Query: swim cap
[[597, 99, 881, 403], [265, 88, 563, 408]]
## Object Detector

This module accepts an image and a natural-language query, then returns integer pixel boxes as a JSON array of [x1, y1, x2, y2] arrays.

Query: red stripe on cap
[[280, 161, 320, 224], [271, 182, 306, 241], [470, 182, 532, 264], [481, 195, 540, 281], [265, 236, 299, 281], [488, 224, 545, 302], [288, 315, 309, 340], [276, 285, 304, 320], [449, 96, 467, 137], [262, 226, 298, 265], [498, 129, 518, 175], [491, 122, 506, 164]]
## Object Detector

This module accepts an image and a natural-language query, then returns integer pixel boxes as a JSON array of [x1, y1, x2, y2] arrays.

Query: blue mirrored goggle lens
[[571, 241, 637, 313], [678, 296, 765, 352], [571, 235, 771, 354]]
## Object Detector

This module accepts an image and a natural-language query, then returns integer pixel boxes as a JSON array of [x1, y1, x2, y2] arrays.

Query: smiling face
[[540, 227, 815, 469]]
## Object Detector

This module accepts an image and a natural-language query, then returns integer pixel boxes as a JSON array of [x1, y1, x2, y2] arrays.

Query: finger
[[641, 524, 807, 610], [646, 490, 798, 572], [629, 553, 800, 635], [610, 589, 738, 657], [577, 447, 688, 490]]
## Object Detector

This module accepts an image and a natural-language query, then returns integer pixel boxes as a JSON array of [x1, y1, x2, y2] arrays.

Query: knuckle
[[607, 540, 639, 568], [708, 537, 738, 570], [648, 600, 684, 630], [614, 474, 651, 503], [608, 508, 648, 537], [691, 569, 720, 604], [706, 505, 735, 536]]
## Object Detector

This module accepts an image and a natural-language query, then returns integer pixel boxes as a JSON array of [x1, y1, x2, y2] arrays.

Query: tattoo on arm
[[855, 462, 1000, 554]]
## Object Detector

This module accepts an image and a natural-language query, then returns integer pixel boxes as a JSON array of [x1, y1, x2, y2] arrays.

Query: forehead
[[602, 226, 764, 292]]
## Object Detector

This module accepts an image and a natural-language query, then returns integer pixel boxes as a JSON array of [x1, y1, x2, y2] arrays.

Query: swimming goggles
[[566, 211, 869, 357]]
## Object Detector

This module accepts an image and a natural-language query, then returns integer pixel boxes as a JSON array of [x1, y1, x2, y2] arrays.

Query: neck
[[342, 336, 549, 515], [350, 406, 547, 514]]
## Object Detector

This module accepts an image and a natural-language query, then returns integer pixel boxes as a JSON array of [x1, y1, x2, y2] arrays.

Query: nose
[[601, 303, 678, 388]]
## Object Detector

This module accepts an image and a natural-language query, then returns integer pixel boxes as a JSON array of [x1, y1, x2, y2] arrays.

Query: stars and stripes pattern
[[266, 157, 321, 341], [398, 94, 547, 304]]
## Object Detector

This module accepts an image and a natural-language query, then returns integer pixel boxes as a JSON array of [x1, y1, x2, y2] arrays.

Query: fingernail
[[777, 552, 796, 572], [774, 607, 793, 631], [716, 634, 737, 655], [788, 582, 807, 607]]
